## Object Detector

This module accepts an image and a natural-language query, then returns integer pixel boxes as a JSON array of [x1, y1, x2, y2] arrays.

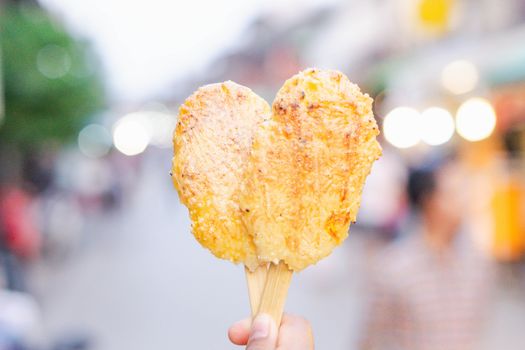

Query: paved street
[[29, 151, 368, 349], [28, 151, 525, 349]]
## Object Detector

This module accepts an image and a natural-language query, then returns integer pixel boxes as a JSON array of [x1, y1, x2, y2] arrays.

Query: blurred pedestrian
[[0, 186, 41, 292], [360, 156, 494, 350]]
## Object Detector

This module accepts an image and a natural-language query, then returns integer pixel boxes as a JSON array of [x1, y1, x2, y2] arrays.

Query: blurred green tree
[[0, 2, 105, 147]]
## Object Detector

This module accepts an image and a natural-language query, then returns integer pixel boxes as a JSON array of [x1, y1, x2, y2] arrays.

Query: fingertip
[[277, 314, 314, 350], [246, 314, 278, 349], [228, 318, 251, 345], [282, 313, 312, 330]]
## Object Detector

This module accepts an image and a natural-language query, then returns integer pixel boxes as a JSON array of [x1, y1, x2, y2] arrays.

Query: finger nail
[[249, 314, 272, 341]]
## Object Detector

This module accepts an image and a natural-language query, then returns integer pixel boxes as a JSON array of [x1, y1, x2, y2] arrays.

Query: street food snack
[[172, 68, 381, 324], [241, 68, 382, 271], [171, 81, 270, 272]]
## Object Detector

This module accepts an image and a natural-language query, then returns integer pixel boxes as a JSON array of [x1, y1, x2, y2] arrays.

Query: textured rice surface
[[240, 69, 382, 271], [171, 81, 270, 271]]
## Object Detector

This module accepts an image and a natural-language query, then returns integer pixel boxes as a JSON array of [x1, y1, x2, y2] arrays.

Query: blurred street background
[[1, 0, 525, 349]]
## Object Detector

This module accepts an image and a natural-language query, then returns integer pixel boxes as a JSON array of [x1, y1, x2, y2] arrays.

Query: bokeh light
[[383, 107, 421, 149], [113, 115, 150, 156], [36, 44, 72, 79], [112, 110, 175, 153], [78, 124, 112, 158], [420, 107, 455, 145], [144, 111, 177, 148], [456, 97, 496, 142], [441, 60, 479, 95]]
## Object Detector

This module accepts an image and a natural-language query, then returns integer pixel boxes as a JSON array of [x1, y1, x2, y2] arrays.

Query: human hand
[[228, 313, 314, 350]]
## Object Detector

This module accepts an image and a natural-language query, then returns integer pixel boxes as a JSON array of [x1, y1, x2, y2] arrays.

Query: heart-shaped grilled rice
[[172, 69, 381, 272], [240, 69, 381, 271]]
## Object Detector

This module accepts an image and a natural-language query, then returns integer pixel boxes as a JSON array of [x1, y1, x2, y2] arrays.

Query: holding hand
[[228, 313, 314, 350]]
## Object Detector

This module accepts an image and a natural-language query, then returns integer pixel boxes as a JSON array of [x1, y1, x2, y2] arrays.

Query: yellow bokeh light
[[113, 116, 150, 156], [441, 60, 479, 95], [418, 0, 452, 31], [455, 98, 496, 142], [383, 107, 421, 149], [420, 107, 455, 146]]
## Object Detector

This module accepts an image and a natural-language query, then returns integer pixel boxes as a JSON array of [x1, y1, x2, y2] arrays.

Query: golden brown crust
[[240, 68, 382, 271], [172, 81, 270, 271]]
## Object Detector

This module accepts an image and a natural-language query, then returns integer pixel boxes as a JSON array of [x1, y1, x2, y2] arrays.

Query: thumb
[[246, 314, 278, 350]]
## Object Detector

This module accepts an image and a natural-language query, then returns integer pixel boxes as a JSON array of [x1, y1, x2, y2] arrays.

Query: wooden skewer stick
[[256, 261, 293, 326], [245, 265, 268, 316]]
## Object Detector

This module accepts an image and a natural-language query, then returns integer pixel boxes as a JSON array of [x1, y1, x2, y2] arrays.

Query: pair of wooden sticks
[[245, 261, 293, 325]]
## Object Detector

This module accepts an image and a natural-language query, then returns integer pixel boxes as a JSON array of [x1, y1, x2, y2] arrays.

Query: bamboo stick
[[245, 264, 268, 316], [256, 261, 293, 326]]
